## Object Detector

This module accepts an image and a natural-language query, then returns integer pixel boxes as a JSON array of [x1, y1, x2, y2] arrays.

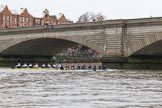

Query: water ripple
[[0, 69, 162, 108]]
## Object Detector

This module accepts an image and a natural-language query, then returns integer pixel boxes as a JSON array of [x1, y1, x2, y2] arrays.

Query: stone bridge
[[1, 17, 162, 57]]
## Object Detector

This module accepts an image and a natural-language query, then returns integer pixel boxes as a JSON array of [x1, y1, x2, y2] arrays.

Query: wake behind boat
[[11, 68, 115, 72]]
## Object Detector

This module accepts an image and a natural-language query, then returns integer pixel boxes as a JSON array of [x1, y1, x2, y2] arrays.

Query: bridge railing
[[0, 20, 125, 33], [0, 26, 46, 32]]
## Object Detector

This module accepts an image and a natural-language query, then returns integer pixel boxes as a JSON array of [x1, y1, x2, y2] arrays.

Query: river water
[[0, 69, 162, 108]]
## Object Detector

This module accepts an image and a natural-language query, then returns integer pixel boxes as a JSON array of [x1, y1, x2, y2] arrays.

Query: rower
[[15, 62, 21, 68], [98, 66, 102, 70], [74, 65, 78, 70], [41, 63, 46, 68], [47, 63, 51, 68], [60, 64, 64, 70], [28, 63, 33, 68], [92, 66, 96, 71], [57, 64, 61, 69], [52, 64, 56, 69], [22, 63, 28, 68], [88, 66, 92, 70], [33, 63, 39, 68], [71, 65, 75, 70], [77, 66, 80, 70]]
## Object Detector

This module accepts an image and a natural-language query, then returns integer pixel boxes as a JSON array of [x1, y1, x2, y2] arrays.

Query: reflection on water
[[0, 69, 162, 108]]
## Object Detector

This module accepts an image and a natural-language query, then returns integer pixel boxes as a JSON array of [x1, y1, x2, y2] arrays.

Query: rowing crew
[[13, 62, 106, 70], [13, 62, 63, 69]]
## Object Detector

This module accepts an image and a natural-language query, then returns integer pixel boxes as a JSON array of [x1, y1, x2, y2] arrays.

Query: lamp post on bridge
[[43, 9, 49, 26]]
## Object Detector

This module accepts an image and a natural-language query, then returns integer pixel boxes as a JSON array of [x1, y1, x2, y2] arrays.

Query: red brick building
[[33, 17, 42, 26], [58, 13, 73, 24], [18, 8, 33, 27], [0, 5, 18, 28], [0, 5, 73, 29]]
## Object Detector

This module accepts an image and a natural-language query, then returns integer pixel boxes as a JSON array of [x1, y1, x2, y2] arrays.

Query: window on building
[[20, 17, 23, 22], [29, 18, 32, 22], [26, 18, 29, 22], [7, 16, 9, 21], [22, 17, 24, 22], [3, 15, 5, 20], [14, 18, 17, 23], [9, 16, 12, 21], [20, 17, 24, 22], [20, 17, 22, 22]]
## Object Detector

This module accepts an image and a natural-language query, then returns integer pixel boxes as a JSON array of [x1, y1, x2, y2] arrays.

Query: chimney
[[20, 8, 24, 14], [58, 13, 63, 19]]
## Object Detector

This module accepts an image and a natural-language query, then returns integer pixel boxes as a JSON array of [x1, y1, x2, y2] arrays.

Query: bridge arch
[[128, 32, 162, 56], [0, 32, 104, 56]]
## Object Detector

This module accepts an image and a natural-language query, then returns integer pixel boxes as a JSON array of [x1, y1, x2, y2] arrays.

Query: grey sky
[[1, 0, 162, 21]]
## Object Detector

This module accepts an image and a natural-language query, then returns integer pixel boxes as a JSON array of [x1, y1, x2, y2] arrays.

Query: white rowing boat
[[10, 67, 117, 72]]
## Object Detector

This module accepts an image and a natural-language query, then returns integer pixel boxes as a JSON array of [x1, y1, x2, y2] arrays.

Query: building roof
[[20, 8, 32, 17], [58, 14, 69, 22], [0, 5, 12, 15]]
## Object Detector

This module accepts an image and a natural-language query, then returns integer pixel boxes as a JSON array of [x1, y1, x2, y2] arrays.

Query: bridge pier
[[102, 56, 162, 69]]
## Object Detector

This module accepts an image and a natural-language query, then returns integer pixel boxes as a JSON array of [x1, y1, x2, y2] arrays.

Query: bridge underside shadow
[[0, 38, 100, 67], [131, 39, 162, 57], [0, 38, 84, 58]]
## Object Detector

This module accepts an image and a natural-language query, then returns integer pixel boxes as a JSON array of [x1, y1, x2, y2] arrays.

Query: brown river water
[[0, 68, 162, 108]]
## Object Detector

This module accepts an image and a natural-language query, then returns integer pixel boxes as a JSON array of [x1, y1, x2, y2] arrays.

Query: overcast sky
[[1, 0, 162, 21]]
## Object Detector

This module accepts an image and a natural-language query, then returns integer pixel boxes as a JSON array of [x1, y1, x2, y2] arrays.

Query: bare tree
[[78, 12, 91, 23], [77, 12, 106, 23]]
